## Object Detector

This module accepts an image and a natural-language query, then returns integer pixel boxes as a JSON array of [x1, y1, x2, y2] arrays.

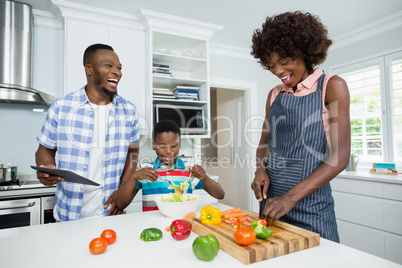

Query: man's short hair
[[83, 43, 114, 66], [152, 120, 181, 141]]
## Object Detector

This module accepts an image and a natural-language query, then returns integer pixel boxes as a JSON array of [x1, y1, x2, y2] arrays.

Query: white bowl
[[154, 194, 200, 219]]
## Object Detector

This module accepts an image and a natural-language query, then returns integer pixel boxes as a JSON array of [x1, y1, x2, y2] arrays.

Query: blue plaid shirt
[[37, 86, 140, 221]]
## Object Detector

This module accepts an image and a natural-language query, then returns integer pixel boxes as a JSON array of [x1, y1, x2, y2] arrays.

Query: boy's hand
[[189, 164, 206, 181], [134, 167, 158, 182]]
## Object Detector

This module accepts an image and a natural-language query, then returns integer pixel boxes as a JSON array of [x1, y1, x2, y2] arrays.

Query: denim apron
[[260, 74, 339, 242]]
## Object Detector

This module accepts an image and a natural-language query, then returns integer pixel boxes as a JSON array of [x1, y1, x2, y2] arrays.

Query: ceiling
[[15, 0, 402, 49]]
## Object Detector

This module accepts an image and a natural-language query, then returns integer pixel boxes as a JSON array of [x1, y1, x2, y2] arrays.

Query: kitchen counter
[[0, 203, 401, 268], [0, 181, 55, 199], [339, 169, 402, 184]]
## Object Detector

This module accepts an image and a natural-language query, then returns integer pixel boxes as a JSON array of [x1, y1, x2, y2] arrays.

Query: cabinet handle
[[0, 202, 36, 210]]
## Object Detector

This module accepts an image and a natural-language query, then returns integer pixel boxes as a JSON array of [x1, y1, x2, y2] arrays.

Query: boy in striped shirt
[[116, 120, 225, 211]]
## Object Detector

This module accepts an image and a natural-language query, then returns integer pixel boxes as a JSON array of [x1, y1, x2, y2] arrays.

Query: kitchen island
[[0, 203, 400, 268]]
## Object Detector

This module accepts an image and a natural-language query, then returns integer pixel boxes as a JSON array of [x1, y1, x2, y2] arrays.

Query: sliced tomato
[[238, 216, 254, 227], [225, 217, 242, 229]]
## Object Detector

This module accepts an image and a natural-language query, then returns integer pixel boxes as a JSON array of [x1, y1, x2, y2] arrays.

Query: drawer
[[333, 191, 384, 229], [383, 199, 402, 235], [383, 183, 402, 201], [337, 219, 385, 259], [385, 232, 402, 264], [332, 177, 382, 197]]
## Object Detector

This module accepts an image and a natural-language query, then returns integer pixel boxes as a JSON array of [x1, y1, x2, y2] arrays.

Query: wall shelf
[[152, 76, 207, 88], [152, 98, 207, 106], [153, 53, 206, 70]]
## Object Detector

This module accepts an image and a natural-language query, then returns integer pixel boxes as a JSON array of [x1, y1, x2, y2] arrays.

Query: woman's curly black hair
[[251, 11, 332, 73]]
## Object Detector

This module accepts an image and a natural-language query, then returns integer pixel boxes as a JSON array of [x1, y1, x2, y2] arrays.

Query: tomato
[[89, 237, 108, 255], [101, 229, 117, 245], [239, 216, 254, 227], [234, 226, 256, 246]]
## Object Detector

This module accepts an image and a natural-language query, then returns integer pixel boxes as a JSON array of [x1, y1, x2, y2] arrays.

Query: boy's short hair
[[153, 120, 181, 141]]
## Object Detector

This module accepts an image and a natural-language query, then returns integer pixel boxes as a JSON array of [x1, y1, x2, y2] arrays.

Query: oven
[[0, 180, 56, 229], [0, 197, 41, 229], [41, 195, 56, 224]]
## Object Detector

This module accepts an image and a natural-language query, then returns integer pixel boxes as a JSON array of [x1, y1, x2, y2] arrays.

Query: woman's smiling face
[[267, 52, 310, 89]]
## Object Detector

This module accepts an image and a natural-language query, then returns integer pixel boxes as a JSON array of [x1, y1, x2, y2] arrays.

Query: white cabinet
[[108, 26, 146, 126], [137, 9, 223, 138], [332, 175, 402, 264], [63, 19, 108, 94], [54, 2, 146, 122]]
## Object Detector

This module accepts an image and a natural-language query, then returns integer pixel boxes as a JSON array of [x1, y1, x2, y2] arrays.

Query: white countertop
[[338, 169, 402, 184], [0, 203, 400, 268]]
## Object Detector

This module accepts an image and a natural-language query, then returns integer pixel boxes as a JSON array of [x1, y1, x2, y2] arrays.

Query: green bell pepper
[[192, 234, 220, 261], [250, 220, 273, 239], [140, 228, 163, 242]]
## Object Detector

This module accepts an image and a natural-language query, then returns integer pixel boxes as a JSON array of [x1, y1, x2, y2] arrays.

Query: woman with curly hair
[[250, 11, 351, 242]]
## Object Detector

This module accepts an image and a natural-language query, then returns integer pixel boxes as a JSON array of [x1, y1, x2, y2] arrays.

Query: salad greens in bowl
[[154, 181, 200, 218], [154, 193, 200, 219]]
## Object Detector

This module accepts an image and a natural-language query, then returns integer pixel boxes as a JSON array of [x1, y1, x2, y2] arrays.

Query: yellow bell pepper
[[200, 205, 222, 225]]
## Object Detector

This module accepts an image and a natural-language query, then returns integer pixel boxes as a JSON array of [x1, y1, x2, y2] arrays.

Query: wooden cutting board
[[188, 210, 320, 265]]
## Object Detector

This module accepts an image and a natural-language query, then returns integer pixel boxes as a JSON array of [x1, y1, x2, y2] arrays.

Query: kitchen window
[[330, 49, 402, 168]]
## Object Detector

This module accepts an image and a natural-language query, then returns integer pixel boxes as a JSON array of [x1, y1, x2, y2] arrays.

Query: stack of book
[[153, 63, 172, 77], [369, 162, 401, 175], [173, 86, 199, 100], [152, 88, 175, 99]]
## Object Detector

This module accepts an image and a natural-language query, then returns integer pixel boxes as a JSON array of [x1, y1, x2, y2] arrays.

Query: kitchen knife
[[31, 166, 100, 186]]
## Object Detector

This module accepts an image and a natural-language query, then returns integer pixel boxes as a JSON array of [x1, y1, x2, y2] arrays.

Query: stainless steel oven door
[[0, 198, 40, 229]]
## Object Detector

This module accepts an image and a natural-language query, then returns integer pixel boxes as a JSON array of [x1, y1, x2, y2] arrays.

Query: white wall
[[209, 54, 276, 118], [323, 28, 402, 72]]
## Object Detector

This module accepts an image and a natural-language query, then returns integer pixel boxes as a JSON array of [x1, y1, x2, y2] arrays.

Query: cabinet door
[[108, 26, 146, 124], [383, 199, 402, 235], [337, 220, 385, 259], [385, 233, 402, 264], [64, 20, 108, 94]]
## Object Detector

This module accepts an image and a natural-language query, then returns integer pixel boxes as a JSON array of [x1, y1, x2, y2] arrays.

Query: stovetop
[[0, 181, 48, 191]]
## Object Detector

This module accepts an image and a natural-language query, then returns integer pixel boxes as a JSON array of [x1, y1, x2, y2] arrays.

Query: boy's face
[[152, 131, 181, 167]]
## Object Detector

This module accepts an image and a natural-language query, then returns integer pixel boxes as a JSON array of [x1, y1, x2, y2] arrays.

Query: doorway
[[201, 77, 258, 211]]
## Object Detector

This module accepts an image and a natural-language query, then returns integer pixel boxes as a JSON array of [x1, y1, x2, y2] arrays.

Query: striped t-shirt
[[135, 157, 204, 211]]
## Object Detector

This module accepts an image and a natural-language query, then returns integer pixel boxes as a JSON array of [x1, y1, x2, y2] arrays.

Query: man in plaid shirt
[[35, 43, 156, 221]]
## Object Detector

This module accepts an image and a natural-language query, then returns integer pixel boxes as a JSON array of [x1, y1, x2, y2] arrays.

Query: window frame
[[330, 48, 402, 168], [385, 50, 402, 163]]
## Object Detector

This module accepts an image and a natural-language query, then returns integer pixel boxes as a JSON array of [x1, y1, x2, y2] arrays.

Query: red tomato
[[89, 237, 108, 255], [101, 229, 117, 245], [234, 226, 256, 246]]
